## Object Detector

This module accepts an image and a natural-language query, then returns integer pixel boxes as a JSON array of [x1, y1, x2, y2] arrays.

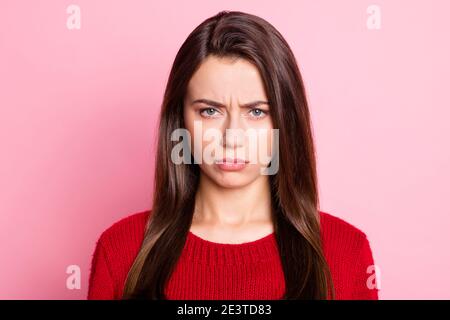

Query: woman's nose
[[222, 109, 245, 148]]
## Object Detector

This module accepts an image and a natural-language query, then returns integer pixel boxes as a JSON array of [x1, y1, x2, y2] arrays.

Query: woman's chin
[[212, 174, 252, 189]]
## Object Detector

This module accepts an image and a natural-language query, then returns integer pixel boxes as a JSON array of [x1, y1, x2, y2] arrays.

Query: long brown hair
[[122, 10, 334, 299]]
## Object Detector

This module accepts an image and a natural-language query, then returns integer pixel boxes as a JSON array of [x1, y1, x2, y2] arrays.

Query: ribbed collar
[[182, 231, 279, 265]]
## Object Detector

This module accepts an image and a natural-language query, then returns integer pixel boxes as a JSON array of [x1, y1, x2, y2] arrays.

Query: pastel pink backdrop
[[0, 0, 449, 299]]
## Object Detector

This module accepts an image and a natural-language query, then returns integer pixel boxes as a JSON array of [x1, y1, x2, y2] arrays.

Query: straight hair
[[122, 10, 335, 299]]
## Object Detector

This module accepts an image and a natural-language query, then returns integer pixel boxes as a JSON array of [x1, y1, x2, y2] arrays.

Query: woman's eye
[[200, 108, 219, 117], [249, 108, 267, 118], [199, 107, 268, 119]]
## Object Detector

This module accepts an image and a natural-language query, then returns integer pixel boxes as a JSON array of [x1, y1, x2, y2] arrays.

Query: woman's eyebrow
[[191, 98, 269, 108]]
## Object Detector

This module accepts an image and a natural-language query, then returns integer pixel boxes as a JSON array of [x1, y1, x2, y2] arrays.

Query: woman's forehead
[[186, 55, 268, 103]]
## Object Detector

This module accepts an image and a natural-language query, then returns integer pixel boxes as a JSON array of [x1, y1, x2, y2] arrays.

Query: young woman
[[87, 11, 379, 300]]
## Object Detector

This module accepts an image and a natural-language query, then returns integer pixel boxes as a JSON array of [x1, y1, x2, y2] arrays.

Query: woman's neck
[[191, 173, 274, 242]]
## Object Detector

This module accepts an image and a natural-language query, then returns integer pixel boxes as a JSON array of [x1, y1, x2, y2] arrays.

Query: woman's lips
[[214, 158, 249, 171]]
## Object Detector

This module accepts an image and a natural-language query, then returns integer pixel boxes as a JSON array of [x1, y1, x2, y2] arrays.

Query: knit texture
[[87, 210, 379, 300]]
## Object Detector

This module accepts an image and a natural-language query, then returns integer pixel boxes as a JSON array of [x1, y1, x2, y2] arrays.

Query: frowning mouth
[[214, 158, 249, 171], [214, 158, 249, 165]]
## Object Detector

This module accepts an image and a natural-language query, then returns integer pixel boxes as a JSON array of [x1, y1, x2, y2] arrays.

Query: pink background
[[1, 0, 449, 299]]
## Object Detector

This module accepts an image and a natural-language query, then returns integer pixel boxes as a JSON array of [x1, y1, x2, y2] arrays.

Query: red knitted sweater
[[87, 210, 379, 300]]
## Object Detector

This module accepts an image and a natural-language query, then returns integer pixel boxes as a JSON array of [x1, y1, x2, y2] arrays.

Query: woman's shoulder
[[97, 210, 150, 249], [318, 210, 376, 272], [92, 210, 151, 269], [88, 210, 151, 299], [318, 210, 375, 261], [319, 210, 369, 243], [318, 210, 379, 299]]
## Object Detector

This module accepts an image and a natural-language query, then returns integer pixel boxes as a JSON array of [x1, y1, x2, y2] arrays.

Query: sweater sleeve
[[87, 235, 116, 300], [351, 234, 380, 300]]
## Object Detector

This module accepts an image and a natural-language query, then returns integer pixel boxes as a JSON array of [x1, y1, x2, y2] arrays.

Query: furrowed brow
[[192, 99, 269, 108], [191, 99, 225, 108]]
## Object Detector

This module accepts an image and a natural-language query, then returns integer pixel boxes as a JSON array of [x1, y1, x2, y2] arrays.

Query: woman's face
[[183, 55, 274, 188]]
